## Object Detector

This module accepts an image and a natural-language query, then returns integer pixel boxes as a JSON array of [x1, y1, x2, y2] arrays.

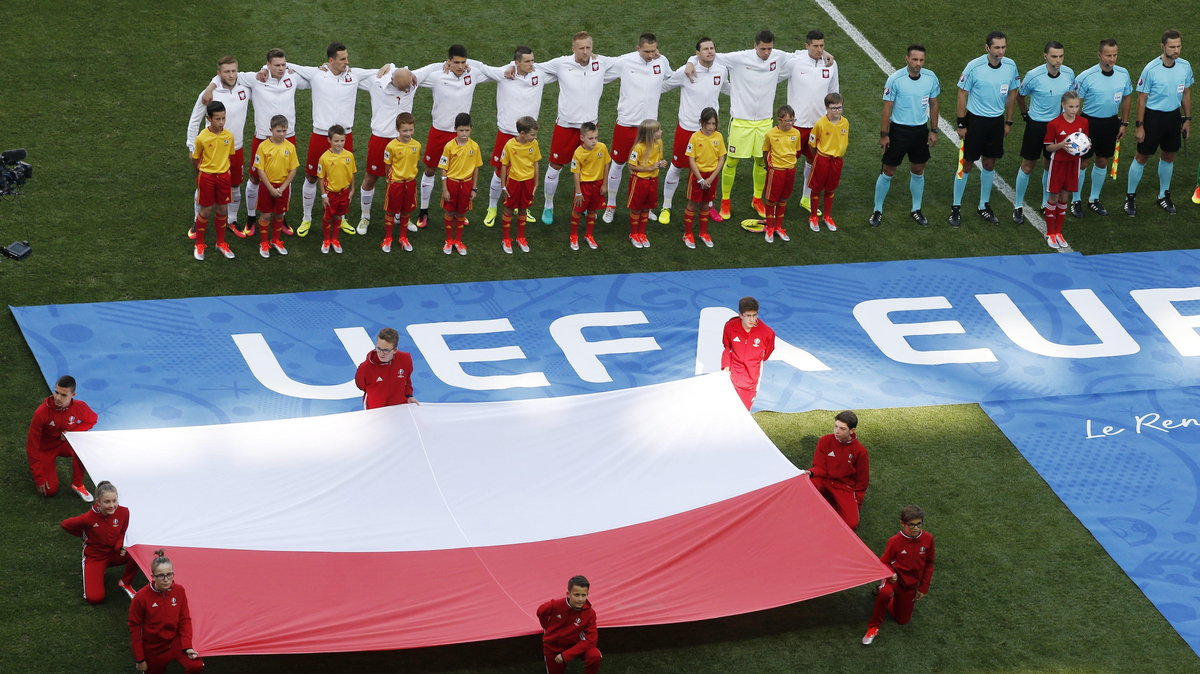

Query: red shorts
[[306, 131, 355, 177], [764, 167, 797, 203], [1047, 158, 1081, 194], [575, 180, 605, 212], [256, 182, 291, 215], [610, 123, 639, 164], [424, 128, 457, 169], [807, 155, 843, 192], [798, 127, 815, 163], [323, 187, 351, 218], [491, 131, 515, 169], [686, 170, 718, 203], [229, 148, 245, 186], [671, 124, 693, 168], [384, 179, 416, 215], [196, 171, 232, 207], [550, 124, 582, 165], [627, 174, 659, 211], [250, 135, 297, 182], [367, 134, 394, 177], [443, 178, 474, 214], [503, 177, 535, 210]]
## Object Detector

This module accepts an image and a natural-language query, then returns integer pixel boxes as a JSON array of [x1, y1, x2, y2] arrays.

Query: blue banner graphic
[[13, 251, 1200, 430], [983, 387, 1200, 655]]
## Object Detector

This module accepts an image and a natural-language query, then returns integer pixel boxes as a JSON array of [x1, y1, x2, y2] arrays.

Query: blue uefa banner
[[983, 387, 1200, 655], [13, 251, 1200, 430]]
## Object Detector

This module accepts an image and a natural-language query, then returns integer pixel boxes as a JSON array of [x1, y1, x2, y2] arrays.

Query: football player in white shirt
[[187, 56, 251, 239], [201, 48, 310, 235], [356, 64, 416, 234], [535, 31, 617, 225], [781, 30, 840, 210], [410, 44, 496, 228], [473, 46, 554, 227], [285, 42, 379, 237], [601, 33, 673, 224], [661, 37, 728, 225]]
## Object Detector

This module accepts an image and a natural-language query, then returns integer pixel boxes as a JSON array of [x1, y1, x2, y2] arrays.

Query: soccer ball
[[1064, 131, 1092, 157]]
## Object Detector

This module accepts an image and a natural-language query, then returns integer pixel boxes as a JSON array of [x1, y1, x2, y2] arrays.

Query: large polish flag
[[69, 373, 889, 656]]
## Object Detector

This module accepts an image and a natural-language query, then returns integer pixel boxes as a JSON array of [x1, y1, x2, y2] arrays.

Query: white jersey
[[710, 49, 795, 121], [609, 51, 674, 127], [664, 59, 729, 131], [783, 51, 840, 128], [473, 61, 555, 135], [224, 69, 310, 140], [412, 59, 495, 132], [368, 64, 418, 138], [186, 80, 251, 153], [537, 54, 617, 128], [287, 63, 376, 135]]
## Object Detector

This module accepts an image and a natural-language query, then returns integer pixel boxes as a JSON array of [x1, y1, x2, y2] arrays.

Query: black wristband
[[1005, 120, 1014, 126], [1136, 121, 1144, 127], [957, 116, 967, 128], [1119, 121, 1129, 127], [880, 131, 889, 138], [1183, 116, 1193, 121]]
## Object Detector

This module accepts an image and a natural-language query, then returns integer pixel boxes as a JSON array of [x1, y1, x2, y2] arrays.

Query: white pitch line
[[814, 0, 1071, 250]]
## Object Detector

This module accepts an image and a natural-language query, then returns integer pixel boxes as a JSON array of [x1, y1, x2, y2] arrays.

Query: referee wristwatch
[[1184, 116, 1193, 121]]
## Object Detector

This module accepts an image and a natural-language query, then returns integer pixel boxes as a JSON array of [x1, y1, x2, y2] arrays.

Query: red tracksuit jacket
[[880, 530, 936, 593], [27, 396, 97, 454], [537, 596, 598, 661], [720, 317, 776, 389], [129, 582, 195, 660], [354, 349, 415, 409], [61, 505, 130, 559], [810, 432, 870, 502]]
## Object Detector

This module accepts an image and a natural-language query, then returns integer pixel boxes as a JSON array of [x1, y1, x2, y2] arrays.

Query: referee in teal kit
[[1074, 38, 1133, 216], [1012, 41, 1074, 224], [950, 31, 1020, 227], [1126, 29, 1193, 216], [872, 44, 941, 228]]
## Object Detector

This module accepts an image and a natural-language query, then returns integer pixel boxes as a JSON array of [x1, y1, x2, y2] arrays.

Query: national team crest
[[822, 69, 830, 79], [713, 75, 721, 85], [465, 75, 472, 85], [591, 61, 600, 72], [284, 78, 293, 88], [398, 369, 406, 377], [238, 90, 247, 101], [653, 64, 661, 75], [344, 74, 353, 83], [344, 157, 351, 164], [769, 61, 777, 71], [532, 75, 538, 85]]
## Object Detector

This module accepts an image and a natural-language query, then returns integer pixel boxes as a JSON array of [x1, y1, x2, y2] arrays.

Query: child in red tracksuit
[[537, 575, 602, 674], [720, 296, 776, 410], [805, 410, 870, 530], [862, 505, 936, 645], [129, 549, 203, 673], [27, 374, 98, 500], [61, 480, 137, 603]]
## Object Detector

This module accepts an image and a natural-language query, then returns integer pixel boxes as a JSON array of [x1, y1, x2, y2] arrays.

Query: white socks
[[606, 162, 625, 207]]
